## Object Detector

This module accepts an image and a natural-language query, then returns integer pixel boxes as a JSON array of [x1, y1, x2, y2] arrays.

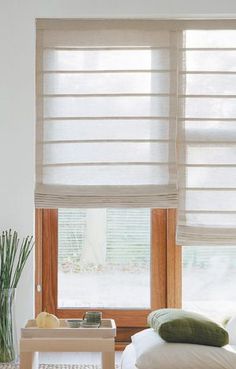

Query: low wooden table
[[20, 318, 116, 369]]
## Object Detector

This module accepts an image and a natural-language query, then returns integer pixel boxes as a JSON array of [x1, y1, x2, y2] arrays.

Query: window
[[182, 246, 236, 321], [35, 20, 181, 346], [36, 209, 180, 344], [35, 20, 236, 346], [58, 208, 151, 309]]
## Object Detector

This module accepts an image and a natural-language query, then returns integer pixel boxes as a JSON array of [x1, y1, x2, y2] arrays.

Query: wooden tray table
[[20, 318, 116, 369]]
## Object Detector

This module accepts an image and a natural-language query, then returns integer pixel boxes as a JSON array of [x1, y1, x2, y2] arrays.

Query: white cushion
[[121, 344, 136, 369], [226, 316, 236, 345], [131, 328, 236, 369]]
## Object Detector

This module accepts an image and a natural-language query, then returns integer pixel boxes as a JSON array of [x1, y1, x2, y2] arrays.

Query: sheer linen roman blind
[[35, 20, 179, 208], [177, 28, 236, 245], [36, 19, 236, 246]]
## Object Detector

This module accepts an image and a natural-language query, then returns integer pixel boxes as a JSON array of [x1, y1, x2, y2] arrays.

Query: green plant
[[0, 229, 34, 362]]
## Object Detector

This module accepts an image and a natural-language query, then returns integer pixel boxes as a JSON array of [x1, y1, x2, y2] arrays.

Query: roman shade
[[177, 29, 236, 245], [35, 20, 179, 208], [36, 20, 236, 245]]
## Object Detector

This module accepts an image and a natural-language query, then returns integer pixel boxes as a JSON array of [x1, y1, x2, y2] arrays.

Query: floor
[[39, 352, 122, 366]]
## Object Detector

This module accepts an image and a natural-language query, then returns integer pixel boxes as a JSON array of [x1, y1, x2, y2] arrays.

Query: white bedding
[[121, 343, 136, 369], [121, 330, 236, 369]]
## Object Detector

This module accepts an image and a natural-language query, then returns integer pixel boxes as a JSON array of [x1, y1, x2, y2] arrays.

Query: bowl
[[67, 319, 82, 328]]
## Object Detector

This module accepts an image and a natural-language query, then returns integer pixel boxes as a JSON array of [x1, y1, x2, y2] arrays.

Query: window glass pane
[[58, 208, 150, 308], [182, 246, 236, 320]]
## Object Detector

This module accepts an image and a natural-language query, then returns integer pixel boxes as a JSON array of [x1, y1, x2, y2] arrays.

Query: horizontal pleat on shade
[[35, 20, 179, 208], [35, 184, 177, 208], [176, 29, 236, 245]]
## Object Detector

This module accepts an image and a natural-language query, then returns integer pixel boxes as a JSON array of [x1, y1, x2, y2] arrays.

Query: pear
[[36, 311, 60, 328]]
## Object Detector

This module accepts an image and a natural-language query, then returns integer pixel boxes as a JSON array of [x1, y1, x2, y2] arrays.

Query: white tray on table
[[21, 318, 116, 338]]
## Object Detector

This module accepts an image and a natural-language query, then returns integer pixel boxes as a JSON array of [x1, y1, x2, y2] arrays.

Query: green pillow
[[147, 309, 229, 347]]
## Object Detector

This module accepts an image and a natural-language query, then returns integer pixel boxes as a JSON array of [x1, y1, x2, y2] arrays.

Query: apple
[[36, 311, 60, 328]]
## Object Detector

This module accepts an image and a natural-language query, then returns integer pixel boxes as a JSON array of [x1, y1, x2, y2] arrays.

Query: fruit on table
[[36, 312, 60, 328]]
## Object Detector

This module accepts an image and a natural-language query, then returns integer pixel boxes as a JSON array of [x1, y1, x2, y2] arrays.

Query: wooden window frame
[[35, 208, 181, 345]]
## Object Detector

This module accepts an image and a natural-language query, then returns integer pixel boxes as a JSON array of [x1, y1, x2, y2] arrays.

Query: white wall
[[1, 0, 236, 333], [0, 1, 35, 335]]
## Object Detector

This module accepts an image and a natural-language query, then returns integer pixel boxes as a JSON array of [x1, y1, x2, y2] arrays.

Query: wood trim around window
[[35, 208, 181, 345]]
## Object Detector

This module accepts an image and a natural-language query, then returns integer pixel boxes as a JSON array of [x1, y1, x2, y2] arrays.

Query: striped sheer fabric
[[177, 30, 236, 245], [35, 20, 179, 208]]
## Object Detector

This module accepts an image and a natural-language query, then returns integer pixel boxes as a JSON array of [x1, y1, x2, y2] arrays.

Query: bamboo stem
[[0, 230, 34, 363]]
